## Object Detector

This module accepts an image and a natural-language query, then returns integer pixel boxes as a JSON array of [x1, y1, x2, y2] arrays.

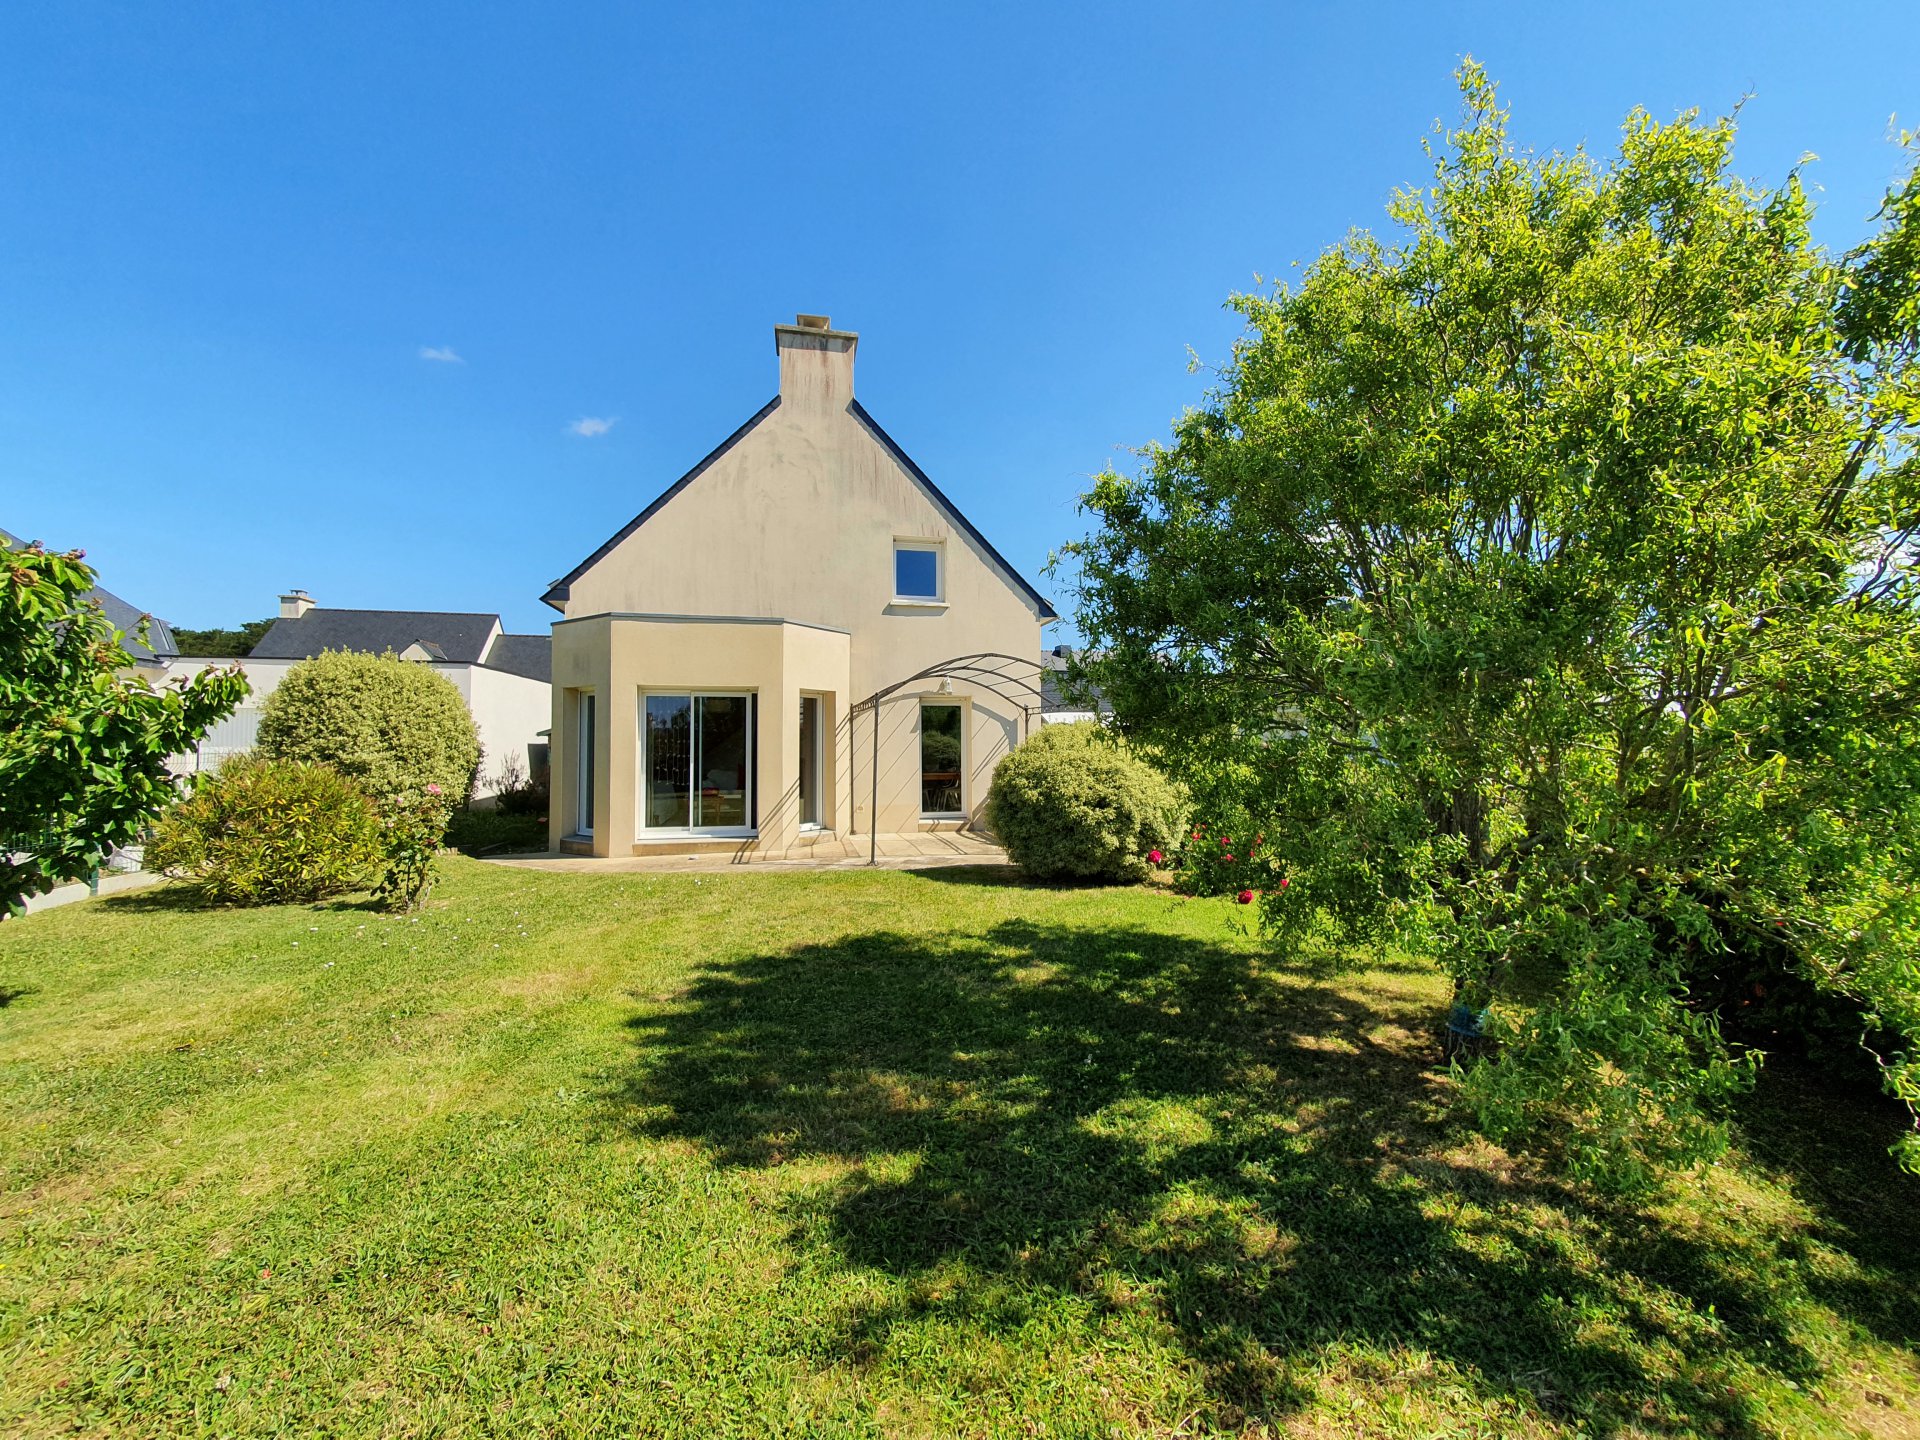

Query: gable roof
[[1, 525, 177, 662], [542, 397, 782, 611], [540, 396, 1058, 620], [250, 608, 501, 665], [847, 401, 1057, 621], [483, 632, 553, 683]]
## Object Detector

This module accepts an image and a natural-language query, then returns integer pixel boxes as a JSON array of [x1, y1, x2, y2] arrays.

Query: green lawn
[[1, 859, 1914, 1438]]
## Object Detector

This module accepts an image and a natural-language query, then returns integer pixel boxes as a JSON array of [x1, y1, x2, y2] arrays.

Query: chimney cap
[[772, 314, 859, 352]]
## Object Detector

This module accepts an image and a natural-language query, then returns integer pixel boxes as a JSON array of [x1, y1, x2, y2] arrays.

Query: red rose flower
[[1236, 889, 1254, 904], [1278, 876, 1289, 889], [1148, 849, 1163, 865]]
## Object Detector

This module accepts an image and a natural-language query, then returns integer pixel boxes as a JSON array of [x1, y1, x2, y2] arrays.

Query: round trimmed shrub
[[257, 650, 480, 806], [983, 722, 1187, 883], [148, 757, 381, 905]]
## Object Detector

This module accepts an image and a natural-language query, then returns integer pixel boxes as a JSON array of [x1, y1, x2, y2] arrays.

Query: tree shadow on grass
[[99, 887, 386, 915], [87, 883, 209, 913], [605, 919, 1915, 1435]]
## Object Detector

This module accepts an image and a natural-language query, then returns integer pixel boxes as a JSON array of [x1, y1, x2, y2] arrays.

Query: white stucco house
[[544, 313, 1061, 857], [162, 594, 552, 798]]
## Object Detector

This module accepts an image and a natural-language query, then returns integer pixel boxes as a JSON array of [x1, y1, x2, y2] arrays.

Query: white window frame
[[797, 693, 824, 831], [575, 691, 596, 838], [892, 538, 945, 607], [918, 699, 967, 820], [637, 689, 758, 839]]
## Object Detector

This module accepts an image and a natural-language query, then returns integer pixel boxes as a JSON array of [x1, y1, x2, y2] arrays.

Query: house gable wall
[[558, 399, 1043, 703]]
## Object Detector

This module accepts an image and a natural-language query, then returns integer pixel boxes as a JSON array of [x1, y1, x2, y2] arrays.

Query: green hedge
[[257, 650, 480, 807], [983, 723, 1187, 883]]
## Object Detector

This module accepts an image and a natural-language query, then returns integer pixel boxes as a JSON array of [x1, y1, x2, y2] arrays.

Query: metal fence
[[190, 706, 263, 772]]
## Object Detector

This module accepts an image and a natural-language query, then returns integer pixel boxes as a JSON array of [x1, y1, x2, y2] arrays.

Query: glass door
[[644, 695, 691, 828], [694, 695, 751, 829], [920, 702, 964, 817], [798, 695, 821, 828], [642, 692, 756, 834], [576, 692, 596, 835]]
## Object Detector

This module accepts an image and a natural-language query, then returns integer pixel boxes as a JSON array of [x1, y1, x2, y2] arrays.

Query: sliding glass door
[[642, 692, 755, 834]]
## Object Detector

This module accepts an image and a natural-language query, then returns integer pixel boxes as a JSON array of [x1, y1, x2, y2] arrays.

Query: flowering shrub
[[148, 757, 380, 905], [1169, 818, 1289, 908], [372, 782, 454, 913]]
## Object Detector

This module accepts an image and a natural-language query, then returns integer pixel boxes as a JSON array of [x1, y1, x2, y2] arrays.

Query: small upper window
[[894, 542, 940, 601]]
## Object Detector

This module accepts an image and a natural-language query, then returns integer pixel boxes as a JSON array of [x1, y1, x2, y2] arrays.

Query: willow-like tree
[[1063, 67, 1920, 1185]]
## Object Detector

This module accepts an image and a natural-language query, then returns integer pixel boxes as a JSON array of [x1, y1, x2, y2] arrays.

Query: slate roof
[[1, 526, 176, 662], [1041, 646, 1108, 715], [251, 609, 502, 665], [483, 633, 553, 683]]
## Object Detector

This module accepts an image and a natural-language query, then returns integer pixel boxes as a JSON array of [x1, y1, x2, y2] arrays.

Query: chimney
[[773, 313, 857, 409], [279, 589, 314, 620]]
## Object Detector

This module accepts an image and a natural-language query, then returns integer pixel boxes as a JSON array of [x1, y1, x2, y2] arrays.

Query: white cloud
[[569, 416, 617, 438], [418, 345, 464, 364]]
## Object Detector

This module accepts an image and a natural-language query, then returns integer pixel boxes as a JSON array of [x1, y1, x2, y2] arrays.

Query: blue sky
[[3, 3, 1916, 639]]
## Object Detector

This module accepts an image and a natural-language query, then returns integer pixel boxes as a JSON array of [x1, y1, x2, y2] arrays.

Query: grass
[[1, 858, 1915, 1438]]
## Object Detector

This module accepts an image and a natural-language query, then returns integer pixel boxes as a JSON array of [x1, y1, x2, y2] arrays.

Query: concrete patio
[[488, 830, 1012, 875]]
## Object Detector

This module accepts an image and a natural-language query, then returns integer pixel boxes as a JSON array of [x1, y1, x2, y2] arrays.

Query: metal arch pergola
[[847, 652, 1048, 865]]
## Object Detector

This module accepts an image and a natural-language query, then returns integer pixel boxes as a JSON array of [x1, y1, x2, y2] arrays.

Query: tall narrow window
[[920, 702, 963, 816], [576, 692, 597, 835], [798, 695, 821, 828]]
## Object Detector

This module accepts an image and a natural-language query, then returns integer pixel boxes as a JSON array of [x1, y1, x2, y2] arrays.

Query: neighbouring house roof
[[1, 525, 177, 663], [483, 633, 553, 683], [1041, 645, 1108, 715], [539, 394, 1059, 621], [250, 608, 502, 665]]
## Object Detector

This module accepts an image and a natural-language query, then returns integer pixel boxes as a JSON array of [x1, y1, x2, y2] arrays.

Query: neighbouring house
[[1039, 644, 1110, 727], [543, 313, 1058, 857], [161, 592, 552, 797]]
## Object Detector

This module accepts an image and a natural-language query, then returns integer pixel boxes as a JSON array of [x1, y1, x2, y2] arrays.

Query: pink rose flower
[[1148, 849, 1163, 865]]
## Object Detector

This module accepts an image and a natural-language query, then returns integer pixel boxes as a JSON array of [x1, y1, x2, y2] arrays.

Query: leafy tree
[[1063, 67, 1920, 1184], [256, 649, 479, 808], [0, 539, 248, 917], [171, 617, 275, 657]]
